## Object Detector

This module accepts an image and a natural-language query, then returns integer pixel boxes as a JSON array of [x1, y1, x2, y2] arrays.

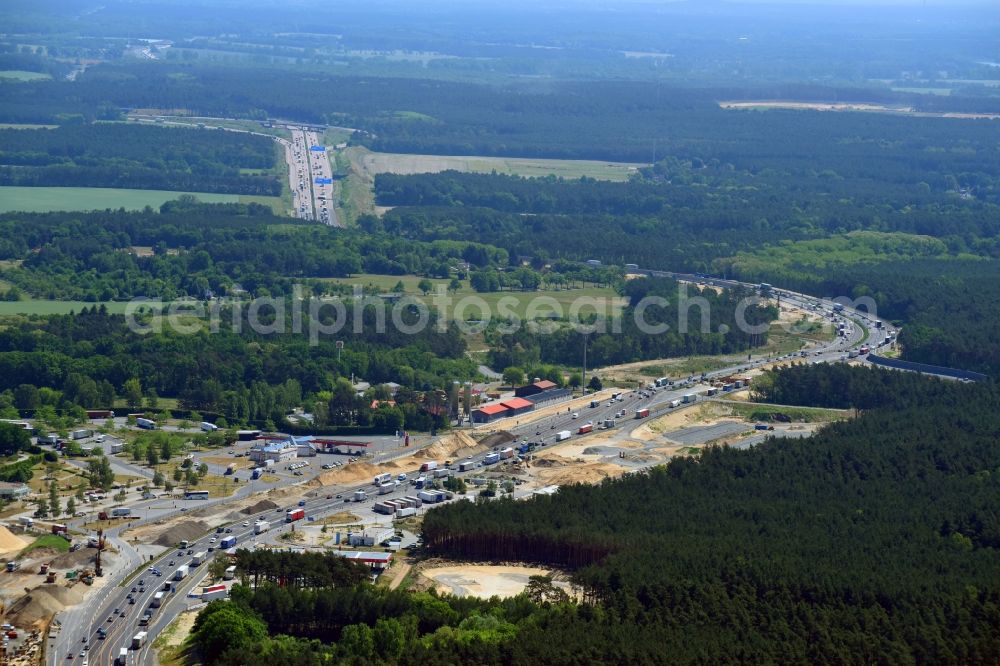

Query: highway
[[303, 130, 339, 227], [47, 275, 895, 665]]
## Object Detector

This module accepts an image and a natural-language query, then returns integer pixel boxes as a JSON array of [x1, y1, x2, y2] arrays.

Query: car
[[81, 636, 87, 644], [131, 586, 137, 592], [66, 654, 73, 660], [276, 508, 283, 513], [242, 521, 249, 527], [113, 607, 119, 614], [106, 616, 113, 623], [225, 528, 232, 533], [129, 598, 136, 605], [181, 507, 188, 512], [187, 549, 193, 554], [138, 579, 144, 585], [209, 537, 217, 543], [208, 547, 214, 552], [336, 494, 342, 499]]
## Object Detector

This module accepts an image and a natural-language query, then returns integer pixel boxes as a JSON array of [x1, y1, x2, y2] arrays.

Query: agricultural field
[[0, 186, 280, 213], [357, 148, 644, 182], [0, 300, 135, 316], [322, 274, 621, 321], [0, 70, 51, 81]]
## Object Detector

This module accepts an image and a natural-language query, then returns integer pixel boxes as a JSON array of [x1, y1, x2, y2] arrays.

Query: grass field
[[0, 186, 251, 213], [358, 148, 644, 182], [0, 300, 137, 316], [22, 534, 72, 554], [323, 274, 622, 321], [0, 123, 58, 130], [0, 70, 51, 81]]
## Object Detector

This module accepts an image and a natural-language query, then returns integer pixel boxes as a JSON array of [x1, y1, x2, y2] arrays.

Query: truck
[[174, 565, 189, 581], [179, 540, 189, 548], [224, 565, 237, 580], [150, 592, 165, 608], [414, 476, 427, 489], [251, 468, 263, 480], [875, 320, 884, 329], [483, 452, 500, 465], [220, 536, 237, 549], [70, 429, 92, 440], [848, 350, 860, 359], [286, 508, 305, 522], [755, 424, 774, 431], [192, 551, 207, 566], [635, 408, 650, 419], [135, 418, 156, 430], [254, 520, 270, 534], [396, 507, 417, 518], [556, 430, 572, 442], [603, 419, 616, 428], [418, 490, 446, 504], [859, 345, 871, 355], [499, 447, 514, 460], [132, 632, 147, 649], [138, 614, 150, 627], [201, 584, 228, 601], [377, 482, 394, 495], [117, 647, 129, 664], [373, 473, 392, 486], [224, 464, 235, 475], [589, 400, 600, 408], [51, 523, 67, 535], [682, 393, 697, 404], [458, 460, 476, 472], [200, 422, 219, 432], [17, 516, 33, 528], [111, 507, 131, 518], [5, 561, 19, 572], [419, 461, 438, 472], [353, 490, 367, 502], [706, 387, 719, 397], [577, 424, 593, 435], [669, 399, 681, 408]]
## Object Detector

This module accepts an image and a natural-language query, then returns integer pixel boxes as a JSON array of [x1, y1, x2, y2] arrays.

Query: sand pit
[[423, 564, 573, 599], [310, 461, 399, 487], [0, 527, 28, 555], [532, 455, 626, 486], [415, 431, 484, 461]]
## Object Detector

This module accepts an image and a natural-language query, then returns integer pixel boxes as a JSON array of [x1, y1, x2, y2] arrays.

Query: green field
[[0, 70, 51, 81], [0, 300, 137, 316], [22, 534, 72, 554], [0, 123, 58, 130], [358, 148, 644, 182], [0, 187, 282, 213], [324, 274, 621, 320]]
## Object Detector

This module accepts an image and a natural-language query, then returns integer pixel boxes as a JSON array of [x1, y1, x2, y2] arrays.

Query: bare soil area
[[420, 564, 574, 599]]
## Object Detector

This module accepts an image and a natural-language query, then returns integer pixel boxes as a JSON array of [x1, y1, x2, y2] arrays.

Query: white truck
[[353, 490, 368, 502], [192, 551, 207, 566], [200, 422, 219, 432], [224, 565, 237, 580], [131, 631, 147, 649], [174, 565, 189, 581], [117, 647, 129, 664], [377, 482, 395, 495], [556, 430, 572, 442], [17, 516, 33, 528], [151, 591, 165, 608], [254, 520, 270, 534]]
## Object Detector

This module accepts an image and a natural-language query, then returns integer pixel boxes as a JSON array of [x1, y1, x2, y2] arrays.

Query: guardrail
[[868, 354, 988, 382]]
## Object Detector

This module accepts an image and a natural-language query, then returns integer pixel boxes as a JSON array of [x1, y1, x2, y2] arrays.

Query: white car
[[572, 413, 579, 419]]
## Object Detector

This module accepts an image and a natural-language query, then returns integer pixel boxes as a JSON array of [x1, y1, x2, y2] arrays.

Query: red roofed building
[[471, 403, 510, 424], [515, 379, 559, 398], [500, 397, 535, 416]]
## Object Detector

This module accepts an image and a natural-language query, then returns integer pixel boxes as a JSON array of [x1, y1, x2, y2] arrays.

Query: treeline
[[420, 367, 1000, 663], [730, 257, 1000, 377], [487, 277, 778, 369], [0, 203, 509, 301], [0, 123, 279, 195], [3, 62, 999, 163], [0, 304, 475, 429]]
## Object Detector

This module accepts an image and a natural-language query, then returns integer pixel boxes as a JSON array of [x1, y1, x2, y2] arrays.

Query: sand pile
[[153, 520, 210, 547], [534, 461, 624, 486], [478, 432, 514, 449], [309, 461, 402, 487], [0, 526, 28, 555], [7, 584, 85, 627], [240, 499, 278, 515], [416, 431, 486, 461], [49, 548, 99, 569]]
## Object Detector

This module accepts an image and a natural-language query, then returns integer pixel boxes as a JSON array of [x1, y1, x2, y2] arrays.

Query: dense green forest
[[0, 203, 511, 300], [0, 123, 280, 195], [487, 276, 777, 370], [3, 62, 1000, 162], [418, 367, 1000, 663], [0, 304, 472, 430], [728, 257, 1000, 377], [190, 367, 1000, 664]]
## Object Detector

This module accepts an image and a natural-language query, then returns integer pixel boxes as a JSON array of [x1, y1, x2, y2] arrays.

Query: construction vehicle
[[45, 571, 56, 583], [39, 563, 49, 574]]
